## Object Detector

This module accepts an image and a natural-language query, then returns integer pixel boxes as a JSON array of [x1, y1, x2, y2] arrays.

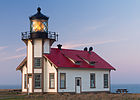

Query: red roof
[[44, 48, 115, 70]]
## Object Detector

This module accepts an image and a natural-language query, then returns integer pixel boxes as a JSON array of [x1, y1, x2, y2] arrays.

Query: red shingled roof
[[44, 48, 115, 70]]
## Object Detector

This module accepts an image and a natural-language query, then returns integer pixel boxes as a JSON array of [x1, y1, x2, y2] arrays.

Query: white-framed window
[[90, 73, 95, 88], [49, 73, 55, 89], [34, 74, 41, 88], [24, 74, 27, 89], [104, 74, 108, 88], [34, 58, 42, 68], [60, 73, 66, 89]]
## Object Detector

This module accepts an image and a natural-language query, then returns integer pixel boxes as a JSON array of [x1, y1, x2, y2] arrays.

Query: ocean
[[111, 84, 140, 93], [0, 84, 140, 93], [0, 85, 21, 89]]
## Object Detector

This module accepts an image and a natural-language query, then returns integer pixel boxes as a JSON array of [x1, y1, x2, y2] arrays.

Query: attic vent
[[75, 61, 81, 65], [90, 61, 96, 65]]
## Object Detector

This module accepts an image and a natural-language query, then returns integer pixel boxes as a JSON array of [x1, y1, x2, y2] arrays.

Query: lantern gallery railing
[[21, 31, 58, 41], [21, 31, 30, 40], [48, 31, 59, 41]]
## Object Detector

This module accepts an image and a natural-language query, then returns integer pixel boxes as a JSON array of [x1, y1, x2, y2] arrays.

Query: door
[[27, 75, 32, 93], [28, 77, 32, 93], [75, 77, 81, 93]]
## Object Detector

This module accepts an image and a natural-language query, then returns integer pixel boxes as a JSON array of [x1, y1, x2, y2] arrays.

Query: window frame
[[90, 73, 96, 88], [60, 73, 66, 89], [31, 20, 48, 33], [24, 74, 27, 89], [49, 73, 55, 89], [34, 57, 42, 68], [90, 61, 96, 66], [34, 74, 42, 89], [104, 74, 109, 88]]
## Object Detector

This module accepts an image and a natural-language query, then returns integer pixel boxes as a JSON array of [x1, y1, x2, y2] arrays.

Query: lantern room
[[29, 7, 49, 33], [21, 7, 58, 42]]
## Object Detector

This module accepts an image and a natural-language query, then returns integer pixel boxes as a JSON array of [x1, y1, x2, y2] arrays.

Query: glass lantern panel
[[31, 20, 48, 32]]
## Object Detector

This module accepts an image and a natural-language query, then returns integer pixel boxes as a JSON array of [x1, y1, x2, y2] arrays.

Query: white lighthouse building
[[17, 8, 115, 94]]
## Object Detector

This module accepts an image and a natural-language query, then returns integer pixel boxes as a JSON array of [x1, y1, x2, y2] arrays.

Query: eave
[[16, 57, 27, 71]]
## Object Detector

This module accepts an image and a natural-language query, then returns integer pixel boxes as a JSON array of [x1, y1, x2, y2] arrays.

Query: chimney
[[89, 47, 93, 54], [57, 44, 62, 50], [84, 47, 88, 51]]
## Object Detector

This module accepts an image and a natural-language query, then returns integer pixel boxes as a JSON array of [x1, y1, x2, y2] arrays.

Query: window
[[75, 61, 81, 65], [90, 73, 95, 88], [90, 61, 96, 66], [60, 73, 66, 89], [34, 58, 42, 68], [31, 20, 48, 32], [104, 74, 108, 88], [24, 74, 27, 89], [49, 73, 55, 89], [34, 74, 41, 88], [77, 79, 80, 86]]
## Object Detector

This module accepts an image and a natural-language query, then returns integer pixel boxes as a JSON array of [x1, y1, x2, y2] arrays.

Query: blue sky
[[0, 0, 140, 85]]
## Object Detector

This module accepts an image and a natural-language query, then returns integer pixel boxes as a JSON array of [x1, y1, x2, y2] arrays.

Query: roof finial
[[37, 7, 41, 13]]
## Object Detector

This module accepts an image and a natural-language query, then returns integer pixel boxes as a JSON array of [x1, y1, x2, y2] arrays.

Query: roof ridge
[[51, 47, 95, 53]]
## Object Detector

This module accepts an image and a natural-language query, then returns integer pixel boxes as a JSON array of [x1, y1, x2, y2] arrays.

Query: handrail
[[21, 31, 30, 40], [21, 31, 58, 41]]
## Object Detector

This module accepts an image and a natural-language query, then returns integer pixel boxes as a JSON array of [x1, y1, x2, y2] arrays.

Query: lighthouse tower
[[21, 7, 58, 93]]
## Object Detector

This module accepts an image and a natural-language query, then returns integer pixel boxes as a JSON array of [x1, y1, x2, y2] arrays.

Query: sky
[[0, 0, 140, 85]]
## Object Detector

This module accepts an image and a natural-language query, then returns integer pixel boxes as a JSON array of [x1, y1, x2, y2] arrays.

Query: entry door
[[28, 77, 32, 93], [75, 77, 81, 93], [28, 75, 32, 93]]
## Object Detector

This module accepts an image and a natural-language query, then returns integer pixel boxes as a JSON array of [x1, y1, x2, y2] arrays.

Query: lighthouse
[[20, 7, 58, 93], [17, 7, 115, 94]]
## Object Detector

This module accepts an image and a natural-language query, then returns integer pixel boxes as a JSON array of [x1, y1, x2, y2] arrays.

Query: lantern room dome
[[29, 7, 49, 20]]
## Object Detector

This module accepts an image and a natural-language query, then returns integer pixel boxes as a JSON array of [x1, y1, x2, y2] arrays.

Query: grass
[[1, 92, 140, 100]]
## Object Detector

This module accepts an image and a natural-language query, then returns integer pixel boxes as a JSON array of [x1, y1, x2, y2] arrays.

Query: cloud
[[94, 39, 128, 45], [0, 52, 7, 56], [84, 25, 104, 32], [0, 46, 8, 51], [16, 46, 26, 52], [1, 54, 26, 61], [62, 39, 128, 49]]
